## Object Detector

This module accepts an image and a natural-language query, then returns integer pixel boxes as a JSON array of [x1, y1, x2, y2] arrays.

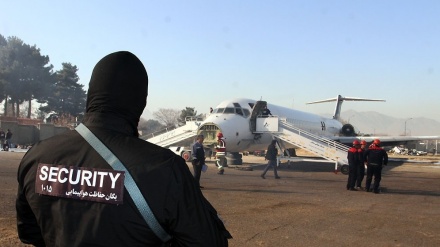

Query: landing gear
[[226, 152, 242, 165]]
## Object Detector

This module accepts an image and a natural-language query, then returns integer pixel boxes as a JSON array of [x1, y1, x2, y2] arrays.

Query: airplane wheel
[[225, 152, 243, 165], [226, 157, 242, 165], [226, 152, 242, 159], [340, 165, 349, 175], [181, 151, 191, 162]]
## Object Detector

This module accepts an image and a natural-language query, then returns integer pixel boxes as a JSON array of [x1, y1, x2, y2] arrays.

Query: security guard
[[364, 139, 388, 193], [16, 51, 231, 246]]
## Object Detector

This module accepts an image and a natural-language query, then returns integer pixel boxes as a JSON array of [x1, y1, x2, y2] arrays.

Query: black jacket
[[16, 115, 230, 246], [16, 51, 231, 247], [265, 143, 278, 161], [364, 146, 388, 166], [347, 147, 363, 166]]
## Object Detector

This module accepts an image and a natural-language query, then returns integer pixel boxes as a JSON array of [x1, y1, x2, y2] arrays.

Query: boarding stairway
[[144, 117, 201, 147], [255, 116, 349, 173]]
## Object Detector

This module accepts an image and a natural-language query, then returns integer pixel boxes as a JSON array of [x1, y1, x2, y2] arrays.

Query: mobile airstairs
[[255, 116, 350, 174], [144, 117, 200, 147]]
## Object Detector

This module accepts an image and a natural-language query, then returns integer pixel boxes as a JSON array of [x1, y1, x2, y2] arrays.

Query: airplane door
[[249, 101, 267, 132]]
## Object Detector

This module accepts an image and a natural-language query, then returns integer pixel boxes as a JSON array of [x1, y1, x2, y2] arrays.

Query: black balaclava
[[85, 51, 148, 136]]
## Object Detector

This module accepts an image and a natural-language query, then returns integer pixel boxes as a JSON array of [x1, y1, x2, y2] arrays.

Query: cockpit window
[[214, 108, 225, 114], [243, 109, 250, 117], [236, 108, 243, 116], [248, 103, 255, 108], [212, 106, 250, 118], [224, 107, 235, 114], [233, 103, 241, 107]]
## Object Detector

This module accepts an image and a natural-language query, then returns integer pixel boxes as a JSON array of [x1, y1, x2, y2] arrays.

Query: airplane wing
[[332, 135, 440, 147]]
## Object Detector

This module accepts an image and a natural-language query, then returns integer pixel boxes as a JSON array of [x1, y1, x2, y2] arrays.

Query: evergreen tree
[[40, 63, 86, 121], [0, 36, 54, 117], [178, 107, 198, 126], [0, 34, 7, 105]]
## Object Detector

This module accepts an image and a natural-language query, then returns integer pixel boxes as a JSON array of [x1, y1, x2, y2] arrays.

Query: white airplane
[[147, 95, 440, 170]]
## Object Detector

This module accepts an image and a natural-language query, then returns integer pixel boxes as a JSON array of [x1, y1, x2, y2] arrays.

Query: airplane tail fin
[[306, 95, 385, 121]]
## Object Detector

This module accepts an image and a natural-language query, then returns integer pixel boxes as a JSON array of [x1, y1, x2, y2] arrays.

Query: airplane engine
[[340, 124, 355, 136]]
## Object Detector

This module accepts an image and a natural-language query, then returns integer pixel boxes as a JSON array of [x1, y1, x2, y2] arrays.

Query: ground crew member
[[356, 140, 368, 190], [215, 132, 226, 175], [347, 140, 362, 191], [192, 134, 206, 188], [16, 51, 231, 246], [364, 139, 388, 194]]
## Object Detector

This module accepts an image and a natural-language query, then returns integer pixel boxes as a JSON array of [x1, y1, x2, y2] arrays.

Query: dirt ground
[[1, 150, 440, 247]]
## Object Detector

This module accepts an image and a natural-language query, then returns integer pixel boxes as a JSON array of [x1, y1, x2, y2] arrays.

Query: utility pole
[[436, 140, 438, 155]]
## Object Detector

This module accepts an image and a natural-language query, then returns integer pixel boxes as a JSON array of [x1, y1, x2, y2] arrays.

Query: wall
[[0, 119, 69, 146]]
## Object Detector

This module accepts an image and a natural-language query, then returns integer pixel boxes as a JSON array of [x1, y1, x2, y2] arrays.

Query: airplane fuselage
[[197, 98, 343, 153]]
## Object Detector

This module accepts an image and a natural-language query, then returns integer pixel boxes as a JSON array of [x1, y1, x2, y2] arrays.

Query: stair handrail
[[278, 119, 349, 153]]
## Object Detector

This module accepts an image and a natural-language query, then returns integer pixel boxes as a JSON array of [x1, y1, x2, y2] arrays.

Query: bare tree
[[138, 118, 164, 135], [153, 108, 181, 128]]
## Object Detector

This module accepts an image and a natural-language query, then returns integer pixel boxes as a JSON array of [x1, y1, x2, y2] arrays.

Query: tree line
[[0, 34, 86, 123], [0, 34, 203, 134]]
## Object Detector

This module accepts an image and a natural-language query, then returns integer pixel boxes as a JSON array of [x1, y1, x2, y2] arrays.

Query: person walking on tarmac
[[261, 140, 280, 179], [347, 140, 362, 191], [355, 140, 368, 190], [364, 139, 388, 194], [215, 132, 226, 175]]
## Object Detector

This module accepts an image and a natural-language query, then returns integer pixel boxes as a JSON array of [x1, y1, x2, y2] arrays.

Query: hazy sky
[[2, 1, 439, 122]]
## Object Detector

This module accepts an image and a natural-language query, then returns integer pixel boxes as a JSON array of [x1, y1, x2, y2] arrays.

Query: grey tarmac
[[2, 151, 440, 247]]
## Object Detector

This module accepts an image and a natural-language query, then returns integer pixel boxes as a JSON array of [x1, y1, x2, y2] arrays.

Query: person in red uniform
[[215, 132, 226, 175], [364, 139, 388, 194], [346, 140, 362, 191], [355, 140, 368, 190], [16, 51, 231, 246]]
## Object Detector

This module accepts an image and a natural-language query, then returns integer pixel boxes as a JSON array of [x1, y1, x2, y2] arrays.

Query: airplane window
[[243, 109, 250, 117], [233, 103, 241, 107], [216, 108, 225, 113], [248, 103, 255, 108], [224, 107, 235, 114], [236, 108, 243, 116]]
